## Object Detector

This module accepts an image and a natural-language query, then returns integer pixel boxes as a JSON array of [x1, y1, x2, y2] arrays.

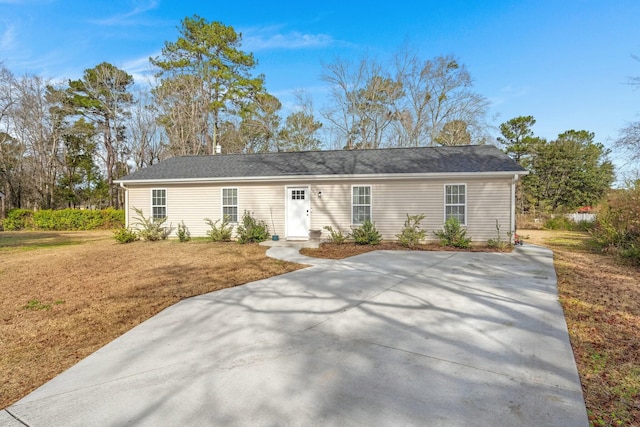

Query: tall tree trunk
[[104, 120, 116, 208]]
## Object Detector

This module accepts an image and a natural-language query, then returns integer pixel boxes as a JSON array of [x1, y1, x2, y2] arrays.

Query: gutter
[[114, 170, 529, 186], [511, 173, 519, 242]]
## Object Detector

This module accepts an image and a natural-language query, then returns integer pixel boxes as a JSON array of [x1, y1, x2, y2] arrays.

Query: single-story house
[[115, 145, 527, 243]]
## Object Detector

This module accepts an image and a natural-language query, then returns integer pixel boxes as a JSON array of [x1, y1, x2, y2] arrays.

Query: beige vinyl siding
[[372, 178, 512, 242], [125, 183, 286, 238], [465, 179, 512, 242], [308, 183, 352, 234], [309, 178, 512, 242], [124, 175, 513, 242]]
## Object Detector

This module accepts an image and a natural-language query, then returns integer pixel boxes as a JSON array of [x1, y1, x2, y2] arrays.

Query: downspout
[[119, 182, 129, 228], [511, 174, 519, 243]]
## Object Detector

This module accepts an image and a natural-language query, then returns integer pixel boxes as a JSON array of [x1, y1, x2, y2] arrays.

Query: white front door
[[286, 187, 310, 239]]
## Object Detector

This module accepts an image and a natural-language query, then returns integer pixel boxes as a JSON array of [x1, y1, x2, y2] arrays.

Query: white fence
[[566, 213, 596, 223]]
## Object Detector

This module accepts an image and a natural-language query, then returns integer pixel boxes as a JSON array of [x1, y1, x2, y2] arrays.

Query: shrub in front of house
[[177, 221, 191, 242], [434, 217, 471, 248], [236, 211, 269, 243], [486, 219, 511, 250], [323, 225, 350, 244], [131, 207, 172, 241], [396, 214, 427, 247], [352, 219, 382, 245], [204, 216, 233, 242]]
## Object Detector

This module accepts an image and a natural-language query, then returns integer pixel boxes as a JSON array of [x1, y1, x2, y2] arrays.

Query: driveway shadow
[[4, 245, 588, 427]]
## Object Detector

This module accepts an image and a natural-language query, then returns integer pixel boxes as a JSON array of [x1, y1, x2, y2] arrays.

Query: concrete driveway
[[2, 245, 588, 426]]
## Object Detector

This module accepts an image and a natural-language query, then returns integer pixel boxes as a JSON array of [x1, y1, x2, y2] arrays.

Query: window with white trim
[[151, 189, 166, 219], [352, 186, 371, 225], [445, 184, 466, 225], [222, 188, 238, 222]]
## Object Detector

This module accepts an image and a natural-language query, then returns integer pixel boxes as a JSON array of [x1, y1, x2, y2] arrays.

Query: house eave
[[115, 170, 528, 185]]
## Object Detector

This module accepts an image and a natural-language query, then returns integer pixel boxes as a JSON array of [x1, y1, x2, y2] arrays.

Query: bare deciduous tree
[[127, 91, 165, 168], [13, 75, 60, 209], [321, 58, 402, 149], [615, 55, 640, 170], [393, 52, 490, 146], [152, 74, 207, 156], [238, 92, 282, 153], [321, 49, 490, 149]]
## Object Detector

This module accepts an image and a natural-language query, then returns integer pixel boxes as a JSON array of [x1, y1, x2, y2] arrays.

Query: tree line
[[498, 116, 615, 214], [0, 14, 632, 215], [0, 15, 495, 212]]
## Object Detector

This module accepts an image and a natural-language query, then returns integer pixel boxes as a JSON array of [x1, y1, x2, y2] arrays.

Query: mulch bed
[[300, 241, 510, 260]]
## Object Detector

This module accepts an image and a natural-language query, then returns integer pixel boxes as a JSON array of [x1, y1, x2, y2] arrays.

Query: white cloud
[[242, 27, 334, 51], [121, 52, 159, 86], [90, 0, 159, 26], [0, 24, 16, 51]]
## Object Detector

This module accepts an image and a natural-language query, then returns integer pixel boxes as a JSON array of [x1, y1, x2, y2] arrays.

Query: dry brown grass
[[3, 230, 639, 425], [522, 230, 640, 426], [0, 231, 303, 409]]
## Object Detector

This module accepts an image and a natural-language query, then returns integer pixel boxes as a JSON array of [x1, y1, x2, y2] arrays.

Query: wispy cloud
[[90, 0, 158, 26], [0, 24, 16, 51], [490, 84, 530, 106], [242, 26, 334, 51], [121, 52, 159, 86]]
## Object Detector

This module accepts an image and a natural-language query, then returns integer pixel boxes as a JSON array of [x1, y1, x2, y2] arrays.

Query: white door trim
[[285, 186, 310, 240]]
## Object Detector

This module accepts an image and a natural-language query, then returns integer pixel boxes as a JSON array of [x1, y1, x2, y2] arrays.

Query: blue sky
[[1, 0, 639, 168]]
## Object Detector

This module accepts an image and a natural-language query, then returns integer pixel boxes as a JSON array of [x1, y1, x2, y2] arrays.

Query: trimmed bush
[[352, 219, 382, 245], [4, 209, 34, 230], [204, 216, 233, 242], [4, 208, 124, 231], [434, 217, 471, 248], [236, 211, 269, 244], [396, 214, 427, 247], [101, 208, 126, 228]]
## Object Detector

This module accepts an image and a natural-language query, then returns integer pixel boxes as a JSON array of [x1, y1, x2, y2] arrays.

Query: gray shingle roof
[[117, 145, 526, 182]]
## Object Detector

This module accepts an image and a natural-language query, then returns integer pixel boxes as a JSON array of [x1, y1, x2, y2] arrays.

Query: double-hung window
[[444, 184, 466, 225], [151, 189, 167, 219], [352, 186, 371, 225], [222, 188, 238, 222]]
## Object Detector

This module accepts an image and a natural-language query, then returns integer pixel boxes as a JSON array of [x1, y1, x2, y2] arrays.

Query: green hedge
[[3, 208, 125, 231], [3, 209, 34, 230]]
